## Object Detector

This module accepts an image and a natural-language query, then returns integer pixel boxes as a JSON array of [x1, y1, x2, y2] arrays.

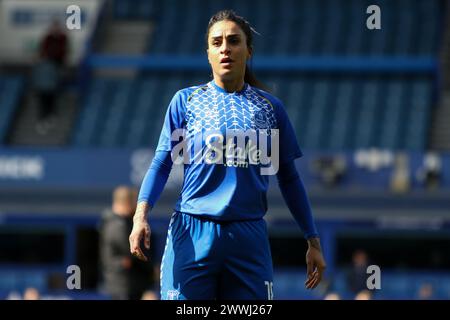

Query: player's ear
[[207, 48, 211, 65], [247, 46, 253, 60]]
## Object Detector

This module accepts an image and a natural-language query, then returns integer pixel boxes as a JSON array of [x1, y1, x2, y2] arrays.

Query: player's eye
[[229, 38, 240, 45]]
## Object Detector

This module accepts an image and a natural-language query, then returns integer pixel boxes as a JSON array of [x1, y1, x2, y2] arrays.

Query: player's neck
[[214, 77, 245, 93]]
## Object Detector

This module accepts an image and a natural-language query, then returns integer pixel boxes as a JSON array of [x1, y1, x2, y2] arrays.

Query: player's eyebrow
[[210, 33, 241, 41]]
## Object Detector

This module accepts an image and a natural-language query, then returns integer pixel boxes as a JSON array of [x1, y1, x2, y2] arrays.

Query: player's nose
[[220, 41, 231, 54]]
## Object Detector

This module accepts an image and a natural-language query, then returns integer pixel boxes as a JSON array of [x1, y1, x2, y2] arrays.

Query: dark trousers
[[38, 90, 56, 120]]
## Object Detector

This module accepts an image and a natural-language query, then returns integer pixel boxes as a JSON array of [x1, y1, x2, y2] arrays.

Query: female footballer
[[129, 10, 326, 300]]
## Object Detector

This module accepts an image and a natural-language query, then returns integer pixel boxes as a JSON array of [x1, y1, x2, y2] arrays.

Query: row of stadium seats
[[113, 0, 441, 56], [73, 72, 204, 148], [0, 0, 439, 151], [0, 76, 23, 144], [328, 270, 450, 300], [261, 73, 433, 150], [246, 269, 450, 299], [72, 73, 433, 150], [0, 270, 47, 296], [1, 268, 448, 300]]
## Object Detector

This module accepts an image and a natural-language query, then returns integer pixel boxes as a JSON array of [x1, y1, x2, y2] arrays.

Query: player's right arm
[[129, 89, 187, 261], [129, 150, 173, 261]]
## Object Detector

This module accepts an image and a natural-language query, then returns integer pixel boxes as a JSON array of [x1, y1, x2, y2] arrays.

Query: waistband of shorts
[[174, 210, 263, 224]]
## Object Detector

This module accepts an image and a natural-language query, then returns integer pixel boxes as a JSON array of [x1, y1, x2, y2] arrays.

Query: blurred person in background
[[323, 292, 341, 300], [6, 291, 22, 300], [416, 283, 435, 300], [346, 249, 370, 295], [32, 19, 68, 133], [416, 153, 442, 190], [23, 287, 40, 300], [390, 153, 411, 194], [129, 10, 326, 300], [141, 290, 158, 300], [354, 289, 372, 300], [100, 186, 157, 300], [39, 19, 68, 68]]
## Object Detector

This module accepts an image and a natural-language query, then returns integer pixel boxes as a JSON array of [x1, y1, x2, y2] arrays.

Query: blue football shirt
[[156, 80, 302, 221]]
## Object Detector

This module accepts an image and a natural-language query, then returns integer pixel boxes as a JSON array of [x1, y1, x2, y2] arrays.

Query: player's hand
[[305, 237, 326, 289], [129, 219, 151, 262]]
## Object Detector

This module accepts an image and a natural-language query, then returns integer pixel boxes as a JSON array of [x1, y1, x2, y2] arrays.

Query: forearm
[[277, 161, 319, 239], [307, 237, 322, 251], [134, 201, 150, 223]]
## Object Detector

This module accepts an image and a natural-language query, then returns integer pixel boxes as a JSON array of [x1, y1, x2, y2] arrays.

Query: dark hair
[[205, 10, 266, 90]]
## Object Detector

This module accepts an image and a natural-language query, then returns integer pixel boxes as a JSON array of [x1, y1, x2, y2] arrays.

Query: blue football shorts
[[160, 211, 274, 300]]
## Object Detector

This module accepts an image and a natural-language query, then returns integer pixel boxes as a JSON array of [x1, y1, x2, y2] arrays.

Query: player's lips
[[220, 57, 234, 66]]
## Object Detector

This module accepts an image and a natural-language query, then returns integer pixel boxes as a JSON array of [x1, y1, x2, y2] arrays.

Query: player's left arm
[[267, 92, 326, 288], [276, 160, 327, 289]]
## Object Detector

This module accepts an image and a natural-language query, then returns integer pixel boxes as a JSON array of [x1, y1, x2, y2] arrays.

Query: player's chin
[[218, 69, 237, 80]]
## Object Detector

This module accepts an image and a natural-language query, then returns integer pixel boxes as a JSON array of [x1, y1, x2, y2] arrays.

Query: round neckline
[[209, 80, 248, 95]]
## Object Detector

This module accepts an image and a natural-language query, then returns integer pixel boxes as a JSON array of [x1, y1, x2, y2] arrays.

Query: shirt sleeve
[[137, 150, 173, 206], [273, 98, 303, 164], [155, 90, 187, 152], [277, 160, 319, 239]]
